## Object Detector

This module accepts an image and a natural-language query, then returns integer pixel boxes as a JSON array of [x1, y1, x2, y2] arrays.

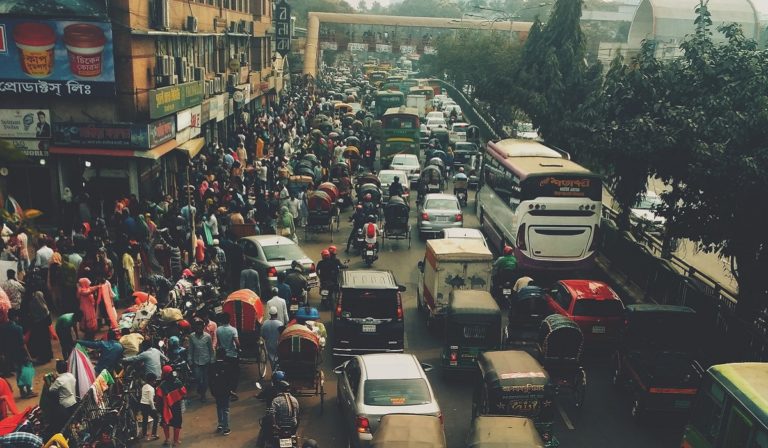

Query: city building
[[0, 0, 282, 218]]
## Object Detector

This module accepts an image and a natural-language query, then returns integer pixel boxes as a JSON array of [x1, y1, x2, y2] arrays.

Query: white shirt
[[364, 223, 379, 245], [267, 296, 290, 325], [206, 214, 219, 236], [34, 245, 53, 267], [50, 372, 77, 408], [141, 383, 156, 408]]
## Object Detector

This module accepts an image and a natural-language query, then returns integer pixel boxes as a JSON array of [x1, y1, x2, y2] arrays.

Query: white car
[[443, 104, 463, 121], [439, 228, 488, 248], [425, 117, 447, 132], [630, 191, 666, 231], [426, 111, 444, 121], [390, 153, 421, 184], [378, 169, 411, 202], [449, 122, 470, 142]]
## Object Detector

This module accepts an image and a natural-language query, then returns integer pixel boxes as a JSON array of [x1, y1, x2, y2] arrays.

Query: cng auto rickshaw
[[473, 350, 559, 447], [371, 414, 447, 448], [466, 416, 545, 448], [442, 290, 502, 373], [505, 286, 550, 358], [539, 314, 587, 409]]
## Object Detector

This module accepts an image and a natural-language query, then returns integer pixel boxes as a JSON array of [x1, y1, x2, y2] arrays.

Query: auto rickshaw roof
[[370, 414, 446, 448], [449, 290, 500, 318], [466, 416, 545, 448], [541, 314, 581, 333], [710, 363, 768, 426], [427, 239, 493, 260], [479, 351, 549, 389]]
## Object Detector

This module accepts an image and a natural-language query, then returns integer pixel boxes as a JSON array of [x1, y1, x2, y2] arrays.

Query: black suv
[[332, 270, 406, 361]]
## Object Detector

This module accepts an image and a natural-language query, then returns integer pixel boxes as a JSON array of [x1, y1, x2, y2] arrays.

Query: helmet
[[503, 245, 514, 255], [302, 440, 319, 448], [367, 215, 376, 223], [394, 176, 400, 182], [458, 167, 464, 173], [169, 336, 180, 347], [328, 245, 337, 255], [277, 380, 291, 392], [271, 287, 279, 296], [272, 370, 286, 383], [321, 249, 330, 259]]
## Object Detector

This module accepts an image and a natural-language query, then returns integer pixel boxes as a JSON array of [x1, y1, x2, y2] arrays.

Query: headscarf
[[279, 206, 293, 229], [81, 222, 91, 237], [78, 277, 92, 291], [199, 180, 209, 200]]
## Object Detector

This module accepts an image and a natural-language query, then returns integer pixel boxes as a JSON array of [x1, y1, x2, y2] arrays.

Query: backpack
[[366, 223, 376, 239]]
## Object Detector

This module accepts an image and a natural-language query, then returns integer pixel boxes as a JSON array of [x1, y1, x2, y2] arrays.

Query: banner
[[175, 105, 201, 143], [375, 44, 392, 53], [0, 109, 52, 138], [400, 45, 415, 54], [52, 122, 148, 149], [423, 46, 437, 55], [0, 18, 115, 97], [0, 0, 108, 18], [148, 80, 204, 119], [147, 116, 176, 148], [320, 42, 338, 50], [274, 0, 291, 57], [347, 42, 368, 52], [2, 138, 50, 157]]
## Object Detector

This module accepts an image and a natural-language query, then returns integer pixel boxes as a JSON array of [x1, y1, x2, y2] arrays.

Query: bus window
[[724, 407, 753, 448], [690, 380, 727, 444]]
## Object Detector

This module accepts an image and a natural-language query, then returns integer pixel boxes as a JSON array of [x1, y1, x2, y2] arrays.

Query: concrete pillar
[[303, 13, 320, 76]]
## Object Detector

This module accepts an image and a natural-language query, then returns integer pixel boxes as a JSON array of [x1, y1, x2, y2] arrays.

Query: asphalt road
[[130, 190, 686, 448]]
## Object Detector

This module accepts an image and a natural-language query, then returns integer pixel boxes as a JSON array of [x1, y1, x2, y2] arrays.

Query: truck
[[416, 239, 494, 329], [406, 94, 428, 119]]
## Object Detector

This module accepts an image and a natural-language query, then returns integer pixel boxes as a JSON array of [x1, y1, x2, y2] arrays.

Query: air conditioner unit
[[155, 56, 166, 75], [169, 75, 178, 85], [155, 75, 165, 87], [194, 67, 205, 81], [168, 57, 176, 78], [153, 0, 170, 31], [238, 20, 247, 33], [186, 16, 198, 33]]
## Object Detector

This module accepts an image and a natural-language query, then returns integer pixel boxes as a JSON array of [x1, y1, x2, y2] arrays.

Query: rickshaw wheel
[[575, 368, 587, 408], [256, 339, 268, 379]]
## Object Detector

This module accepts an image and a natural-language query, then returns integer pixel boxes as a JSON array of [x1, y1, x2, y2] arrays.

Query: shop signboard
[[320, 42, 337, 50], [375, 44, 392, 53], [348, 42, 367, 52], [176, 105, 201, 143], [274, 0, 291, 57], [200, 99, 211, 123], [0, 18, 115, 97], [147, 115, 176, 148], [400, 45, 415, 54], [0, 108, 52, 138], [423, 46, 436, 55], [1, 138, 50, 157], [148, 80, 204, 119], [52, 122, 148, 149], [215, 94, 225, 122]]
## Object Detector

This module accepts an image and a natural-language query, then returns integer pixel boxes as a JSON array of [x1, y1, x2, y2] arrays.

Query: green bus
[[681, 363, 768, 448], [369, 71, 388, 87], [380, 106, 420, 168], [374, 90, 405, 119]]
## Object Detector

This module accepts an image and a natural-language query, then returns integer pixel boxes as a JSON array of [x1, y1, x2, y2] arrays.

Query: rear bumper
[[419, 220, 463, 234], [332, 346, 405, 358]]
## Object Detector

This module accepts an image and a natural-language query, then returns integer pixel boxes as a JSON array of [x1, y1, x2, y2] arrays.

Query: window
[[424, 199, 459, 210], [240, 241, 259, 258], [364, 379, 431, 406], [346, 359, 360, 397], [260, 243, 305, 262], [551, 286, 571, 310], [690, 379, 726, 444], [340, 292, 397, 319]]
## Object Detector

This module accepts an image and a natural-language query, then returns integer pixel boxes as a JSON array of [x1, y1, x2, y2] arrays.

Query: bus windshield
[[382, 114, 419, 129]]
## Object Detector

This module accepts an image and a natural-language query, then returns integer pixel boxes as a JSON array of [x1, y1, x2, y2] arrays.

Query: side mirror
[[398, 284, 407, 292], [421, 363, 434, 372], [417, 261, 424, 272]]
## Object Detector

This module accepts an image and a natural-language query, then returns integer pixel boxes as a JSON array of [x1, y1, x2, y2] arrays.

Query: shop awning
[[49, 147, 136, 157], [133, 139, 179, 160], [176, 137, 206, 159]]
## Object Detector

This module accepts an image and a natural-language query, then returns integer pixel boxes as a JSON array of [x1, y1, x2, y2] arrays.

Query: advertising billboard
[[0, 108, 52, 138], [0, 18, 115, 97]]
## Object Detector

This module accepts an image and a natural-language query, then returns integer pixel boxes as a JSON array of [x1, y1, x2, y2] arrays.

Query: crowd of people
[[0, 70, 371, 447]]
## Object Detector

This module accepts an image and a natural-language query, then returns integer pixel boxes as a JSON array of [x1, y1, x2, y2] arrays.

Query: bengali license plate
[[366, 250, 374, 256], [592, 325, 606, 334], [362, 324, 377, 333], [436, 216, 449, 222], [279, 439, 293, 448], [214, 306, 223, 314], [289, 304, 299, 312], [502, 289, 512, 295]]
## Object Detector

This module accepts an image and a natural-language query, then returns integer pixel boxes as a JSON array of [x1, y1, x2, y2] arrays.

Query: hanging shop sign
[[148, 80, 204, 119], [52, 122, 148, 149], [400, 45, 415, 54], [0, 108, 52, 138], [375, 44, 392, 53], [347, 42, 367, 52], [1, 138, 50, 157], [175, 105, 201, 143], [0, 18, 115, 97], [146, 115, 176, 148], [274, 0, 291, 57], [320, 42, 337, 50], [200, 99, 211, 123]]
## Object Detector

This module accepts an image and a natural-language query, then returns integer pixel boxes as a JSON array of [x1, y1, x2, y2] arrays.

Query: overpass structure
[[303, 12, 533, 76]]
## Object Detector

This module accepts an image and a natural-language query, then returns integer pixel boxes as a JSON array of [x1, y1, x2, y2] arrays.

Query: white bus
[[475, 139, 602, 272]]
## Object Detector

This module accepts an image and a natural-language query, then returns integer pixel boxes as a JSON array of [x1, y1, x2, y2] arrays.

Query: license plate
[[436, 216, 448, 222], [289, 304, 298, 311], [674, 399, 691, 409], [429, 184, 439, 189], [362, 324, 376, 333], [366, 250, 374, 256], [592, 325, 606, 334], [502, 289, 512, 295], [321, 289, 329, 296], [279, 439, 293, 448], [214, 306, 223, 314]]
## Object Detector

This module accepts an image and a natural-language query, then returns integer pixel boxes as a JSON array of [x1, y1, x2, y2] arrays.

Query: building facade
[[0, 0, 281, 221]]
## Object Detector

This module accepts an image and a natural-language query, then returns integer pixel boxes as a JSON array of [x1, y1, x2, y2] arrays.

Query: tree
[[651, 2, 768, 318]]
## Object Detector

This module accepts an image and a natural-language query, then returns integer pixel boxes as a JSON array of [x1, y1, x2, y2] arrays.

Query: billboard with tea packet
[[0, 18, 115, 97]]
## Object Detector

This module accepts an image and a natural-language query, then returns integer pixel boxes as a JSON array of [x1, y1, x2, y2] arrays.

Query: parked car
[[378, 169, 411, 202], [390, 153, 421, 185], [237, 235, 318, 292], [544, 280, 625, 345], [334, 353, 442, 447], [439, 227, 488, 248], [332, 270, 406, 360], [418, 193, 463, 238]]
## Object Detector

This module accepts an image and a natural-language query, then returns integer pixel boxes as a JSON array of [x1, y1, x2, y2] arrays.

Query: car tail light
[[396, 294, 403, 320], [455, 213, 462, 222], [335, 297, 343, 318], [356, 416, 371, 433], [421, 212, 429, 221], [449, 351, 458, 366], [267, 267, 278, 278], [588, 224, 600, 251], [516, 224, 527, 251], [309, 263, 316, 273]]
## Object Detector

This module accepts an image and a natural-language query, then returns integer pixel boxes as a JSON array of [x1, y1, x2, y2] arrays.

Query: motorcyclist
[[388, 175, 405, 198], [453, 167, 469, 199], [284, 261, 308, 303], [175, 268, 195, 294], [493, 245, 518, 290], [363, 215, 379, 258], [263, 380, 299, 445], [317, 248, 345, 287], [346, 205, 367, 253]]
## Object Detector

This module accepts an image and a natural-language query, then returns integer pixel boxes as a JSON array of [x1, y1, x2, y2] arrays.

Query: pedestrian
[[261, 307, 283, 371], [156, 365, 186, 447], [188, 320, 214, 402], [48, 360, 77, 431], [239, 267, 261, 296], [123, 340, 168, 379], [1, 269, 24, 310], [266, 287, 290, 325], [277, 206, 296, 242], [140, 373, 160, 441], [54, 310, 82, 361], [77, 277, 100, 340], [216, 312, 240, 400], [77, 330, 124, 374], [209, 352, 236, 436], [5, 310, 36, 398], [25, 290, 52, 365]]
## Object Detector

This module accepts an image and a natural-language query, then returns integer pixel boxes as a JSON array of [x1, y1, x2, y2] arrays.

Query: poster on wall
[[0, 108, 52, 138], [0, 18, 115, 97]]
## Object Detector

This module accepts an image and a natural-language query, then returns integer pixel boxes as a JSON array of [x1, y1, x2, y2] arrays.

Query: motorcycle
[[456, 187, 468, 207], [497, 279, 514, 308], [354, 228, 366, 254], [288, 287, 309, 318], [362, 242, 378, 267]]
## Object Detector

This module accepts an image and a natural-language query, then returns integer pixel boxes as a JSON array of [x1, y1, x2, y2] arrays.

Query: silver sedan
[[417, 193, 463, 238]]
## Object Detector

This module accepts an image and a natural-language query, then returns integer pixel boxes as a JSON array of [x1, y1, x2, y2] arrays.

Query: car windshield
[[452, 124, 469, 132], [364, 379, 431, 406], [573, 299, 624, 317], [392, 156, 418, 168], [260, 243, 306, 262], [634, 196, 662, 210], [425, 199, 458, 210], [340, 292, 397, 319], [379, 172, 403, 184]]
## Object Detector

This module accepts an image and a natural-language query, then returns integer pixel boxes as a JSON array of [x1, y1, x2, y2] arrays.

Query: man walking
[[55, 310, 82, 361], [266, 287, 289, 325], [188, 320, 214, 402], [209, 352, 237, 436], [216, 313, 240, 400], [48, 360, 77, 430], [261, 307, 283, 371]]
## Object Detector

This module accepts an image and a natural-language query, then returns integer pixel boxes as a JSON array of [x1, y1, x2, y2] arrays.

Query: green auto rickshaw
[[371, 414, 447, 448], [442, 290, 502, 373], [472, 350, 559, 447], [466, 416, 545, 448]]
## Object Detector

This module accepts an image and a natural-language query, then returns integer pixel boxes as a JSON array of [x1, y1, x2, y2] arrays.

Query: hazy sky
[[357, 0, 401, 9]]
